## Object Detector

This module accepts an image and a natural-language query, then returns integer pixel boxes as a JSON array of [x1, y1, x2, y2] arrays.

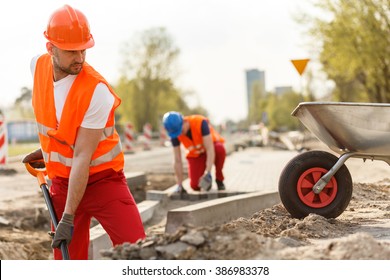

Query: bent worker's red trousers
[[50, 169, 146, 260], [187, 141, 226, 190]]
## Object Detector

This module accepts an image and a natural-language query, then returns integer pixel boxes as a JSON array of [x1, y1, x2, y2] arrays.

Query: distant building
[[245, 69, 265, 115], [274, 86, 293, 96], [7, 120, 38, 143]]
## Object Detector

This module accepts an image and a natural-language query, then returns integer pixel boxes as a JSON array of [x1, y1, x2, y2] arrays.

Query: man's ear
[[46, 42, 54, 55]]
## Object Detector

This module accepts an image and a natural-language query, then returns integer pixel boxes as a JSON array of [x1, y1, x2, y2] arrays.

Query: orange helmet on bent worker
[[44, 4, 95, 50]]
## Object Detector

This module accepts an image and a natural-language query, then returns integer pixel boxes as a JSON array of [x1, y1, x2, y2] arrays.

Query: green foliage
[[309, 0, 390, 102], [8, 142, 40, 157], [248, 81, 267, 124], [13, 87, 35, 119], [115, 27, 206, 132], [265, 91, 303, 131], [187, 106, 209, 117], [245, 86, 303, 132]]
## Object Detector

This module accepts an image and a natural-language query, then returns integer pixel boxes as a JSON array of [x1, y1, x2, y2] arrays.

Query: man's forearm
[[205, 147, 215, 173], [174, 161, 183, 185], [64, 155, 90, 215], [203, 135, 215, 173], [63, 127, 104, 215]]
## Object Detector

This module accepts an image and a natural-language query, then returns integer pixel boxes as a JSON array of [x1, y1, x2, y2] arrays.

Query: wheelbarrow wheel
[[278, 150, 353, 219]]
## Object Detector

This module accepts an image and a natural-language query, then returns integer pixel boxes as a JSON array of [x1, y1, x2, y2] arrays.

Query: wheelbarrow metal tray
[[292, 102, 390, 162]]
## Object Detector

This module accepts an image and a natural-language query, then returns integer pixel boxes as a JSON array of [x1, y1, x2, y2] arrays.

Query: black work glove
[[22, 148, 45, 168], [199, 172, 212, 191], [51, 213, 74, 249]]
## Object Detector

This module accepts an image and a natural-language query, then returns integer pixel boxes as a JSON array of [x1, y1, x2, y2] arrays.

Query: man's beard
[[53, 59, 83, 76]]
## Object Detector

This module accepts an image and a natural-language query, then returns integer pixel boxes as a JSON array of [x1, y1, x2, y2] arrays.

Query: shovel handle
[[25, 160, 47, 186], [25, 160, 70, 260], [40, 183, 70, 260]]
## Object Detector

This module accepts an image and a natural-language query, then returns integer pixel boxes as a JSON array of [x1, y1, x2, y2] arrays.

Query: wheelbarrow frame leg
[[312, 152, 355, 194]]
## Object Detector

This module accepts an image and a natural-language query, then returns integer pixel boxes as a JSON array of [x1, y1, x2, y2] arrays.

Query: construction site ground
[[0, 139, 389, 260]]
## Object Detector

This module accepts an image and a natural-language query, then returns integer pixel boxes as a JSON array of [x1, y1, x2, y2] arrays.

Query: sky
[[1, 0, 318, 124]]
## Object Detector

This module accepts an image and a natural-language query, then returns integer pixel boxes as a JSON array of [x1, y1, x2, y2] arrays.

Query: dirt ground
[[100, 179, 390, 260], [0, 171, 179, 260], [1, 168, 389, 260]]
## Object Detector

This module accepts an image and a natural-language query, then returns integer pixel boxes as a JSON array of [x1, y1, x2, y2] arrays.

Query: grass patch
[[7, 143, 40, 157]]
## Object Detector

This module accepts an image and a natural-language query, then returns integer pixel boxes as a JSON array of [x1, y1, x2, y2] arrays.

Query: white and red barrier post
[[143, 123, 152, 150], [0, 113, 8, 166], [159, 125, 168, 146], [124, 122, 135, 153]]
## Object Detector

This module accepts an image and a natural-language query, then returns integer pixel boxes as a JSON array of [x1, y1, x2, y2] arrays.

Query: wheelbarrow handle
[[25, 161, 70, 260]]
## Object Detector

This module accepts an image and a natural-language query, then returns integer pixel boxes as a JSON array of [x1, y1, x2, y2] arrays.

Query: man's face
[[47, 43, 86, 80]]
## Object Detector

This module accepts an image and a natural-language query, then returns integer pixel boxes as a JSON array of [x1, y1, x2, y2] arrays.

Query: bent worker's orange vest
[[178, 115, 224, 158], [32, 54, 124, 179]]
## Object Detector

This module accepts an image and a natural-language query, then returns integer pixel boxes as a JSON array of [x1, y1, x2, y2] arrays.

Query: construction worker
[[163, 111, 226, 192], [22, 5, 145, 259]]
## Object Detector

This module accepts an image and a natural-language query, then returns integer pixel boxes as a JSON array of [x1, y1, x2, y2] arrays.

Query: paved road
[[1, 145, 295, 207], [123, 144, 301, 193], [123, 146, 178, 174], [2, 143, 389, 209], [202, 147, 298, 193]]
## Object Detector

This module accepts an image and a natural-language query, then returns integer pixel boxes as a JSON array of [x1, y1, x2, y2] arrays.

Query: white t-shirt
[[30, 55, 115, 129]]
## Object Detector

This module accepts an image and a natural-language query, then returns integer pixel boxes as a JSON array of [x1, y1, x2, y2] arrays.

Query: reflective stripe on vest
[[33, 54, 124, 178], [37, 123, 115, 142], [46, 141, 122, 167], [186, 144, 205, 155], [90, 142, 122, 166], [178, 116, 210, 158], [37, 122, 119, 167], [37, 123, 53, 138]]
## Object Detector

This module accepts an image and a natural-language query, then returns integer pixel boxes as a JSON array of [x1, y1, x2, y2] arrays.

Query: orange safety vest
[[178, 115, 224, 158], [32, 54, 124, 179]]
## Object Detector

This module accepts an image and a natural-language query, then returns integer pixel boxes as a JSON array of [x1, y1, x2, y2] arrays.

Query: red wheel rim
[[297, 167, 338, 208]]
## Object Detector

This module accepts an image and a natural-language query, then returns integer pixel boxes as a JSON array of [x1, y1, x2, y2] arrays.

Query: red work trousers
[[187, 141, 226, 190], [50, 168, 146, 260]]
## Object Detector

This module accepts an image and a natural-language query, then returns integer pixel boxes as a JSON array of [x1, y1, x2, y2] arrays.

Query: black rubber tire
[[278, 150, 353, 219]]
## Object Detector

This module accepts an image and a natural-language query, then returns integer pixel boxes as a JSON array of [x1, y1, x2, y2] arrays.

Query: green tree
[[116, 27, 194, 131], [308, 0, 390, 102], [266, 91, 302, 131], [13, 87, 34, 119], [248, 81, 267, 125]]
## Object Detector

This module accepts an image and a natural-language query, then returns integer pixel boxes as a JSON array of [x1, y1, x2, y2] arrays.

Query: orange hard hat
[[44, 5, 95, 50]]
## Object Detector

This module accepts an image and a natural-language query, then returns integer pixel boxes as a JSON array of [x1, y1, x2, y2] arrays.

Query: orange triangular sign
[[291, 59, 310, 75]]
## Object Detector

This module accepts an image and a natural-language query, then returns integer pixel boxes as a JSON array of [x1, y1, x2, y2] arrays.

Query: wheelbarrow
[[279, 101, 390, 219], [25, 160, 70, 260]]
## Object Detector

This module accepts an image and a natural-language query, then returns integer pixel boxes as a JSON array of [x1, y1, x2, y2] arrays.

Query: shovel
[[25, 160, 70, 260]]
